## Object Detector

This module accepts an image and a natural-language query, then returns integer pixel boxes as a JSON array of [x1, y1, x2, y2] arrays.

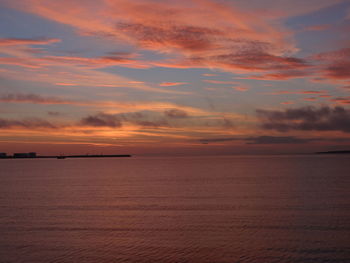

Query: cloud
[[302, 24, 330, 32], [116, 22, 219, 52], [280, 101, 294, 105], [0, 52, 151, 70], [47, 111, 62, 116], [313, 48, 350, 80], [0, 38, 60, 46], [80, 111, 169, 128], [199, 135, 315, 144], [0, 57, 41, 68], [41, 53, 150, 69], [81, 113, 122, 128], [245, 136, 313, 144], [303, 97, 318, 101], [232, 85, 249, 92], [330, 97, 350, 105], [269, 90, 325, 95], [3, 0, 306, 78], [0, 93, 217, 117], [203, 80, 237, 84], [202, 73, 217, 77], [159, 82, 187, 87], [246, 69, 310, 80], [0, 93, 71, 104], [0, 59, 172, 93], [199, 137, 239, 143], [4, 0, 347, 83], [257, 106, 350, 133], [0, 118, 56, 129], [164, 109, 188, 118]]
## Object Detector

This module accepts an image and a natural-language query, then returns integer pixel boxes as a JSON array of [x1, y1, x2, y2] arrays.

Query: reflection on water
[[0, 155, 349, 262]]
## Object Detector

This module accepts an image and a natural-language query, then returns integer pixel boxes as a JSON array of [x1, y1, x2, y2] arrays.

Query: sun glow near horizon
[[0, 0, 350, 155]]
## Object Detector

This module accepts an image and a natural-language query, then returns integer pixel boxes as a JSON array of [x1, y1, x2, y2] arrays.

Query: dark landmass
[[316, 150, 350, 154], [0, 154, 131, 159]]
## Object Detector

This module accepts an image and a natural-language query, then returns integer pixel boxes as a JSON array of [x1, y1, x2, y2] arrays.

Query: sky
[[0, 0, 350, 156]]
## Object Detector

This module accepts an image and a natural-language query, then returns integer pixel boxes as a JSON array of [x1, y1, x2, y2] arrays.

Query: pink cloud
[[312, 48, 350, 80], [159, 82, 187, 87], [0, 93, 72, 104], [3, 0, 305, 78], [330, 96, 350, 104], [203, 80, 237, 84], [202, 73, 217, 77], [0, 57, 41, 68], [232, 84, 249, 92], [0, 38, 60, 46], [2, 0, 347, 84], [303, 97, 318, 101], [280, 101, 294, 105], [269, 90, 326, 95]]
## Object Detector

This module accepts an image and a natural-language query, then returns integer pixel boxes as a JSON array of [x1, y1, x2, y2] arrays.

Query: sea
[[0, 155, 349, 263]]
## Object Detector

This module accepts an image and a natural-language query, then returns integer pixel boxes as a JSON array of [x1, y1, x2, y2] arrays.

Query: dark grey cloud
[[0, 93, 69, 104], [245, 136, 314, 144], [222, 118, 235, 128], [135, 120, 168, 128], [0, 118, 56, 129], [47, 111, 62, 116], [199, 137, 239, 144], [200, 136, 315, 144], [80, 111, 169, 128], [164, 109, 188, 118], [257, 106, 350, 133], [116, 111, 169, 127], [81, 113, 122, 128]]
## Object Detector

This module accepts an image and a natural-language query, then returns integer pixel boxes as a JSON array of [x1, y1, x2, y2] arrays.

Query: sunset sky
[[0, 0, 350, 155]]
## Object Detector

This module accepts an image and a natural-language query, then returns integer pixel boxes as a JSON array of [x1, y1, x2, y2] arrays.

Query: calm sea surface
[[0, 155, 349, 263]]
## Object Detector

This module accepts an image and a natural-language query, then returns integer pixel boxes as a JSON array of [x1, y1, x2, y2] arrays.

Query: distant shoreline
[[0, 154, 132, 159], [315, 150, 350, 154]]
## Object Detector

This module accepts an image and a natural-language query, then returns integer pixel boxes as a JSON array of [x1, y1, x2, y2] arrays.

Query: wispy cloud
[[330, 96, 350, 105], [0, 38, 60, 46], [0, 118, 57, 129], [312, 48, 350, 81], [302, 24, 330, 32], [269, 90, 326, 95], [81, 113, 122, 128], [0, 93, 72, 104], [245, 136, 315, 144], [3, 0, 305, 79], [164, 109, 188, 118], [159, 82, 187, 87], [200, 135, 316, 144]]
